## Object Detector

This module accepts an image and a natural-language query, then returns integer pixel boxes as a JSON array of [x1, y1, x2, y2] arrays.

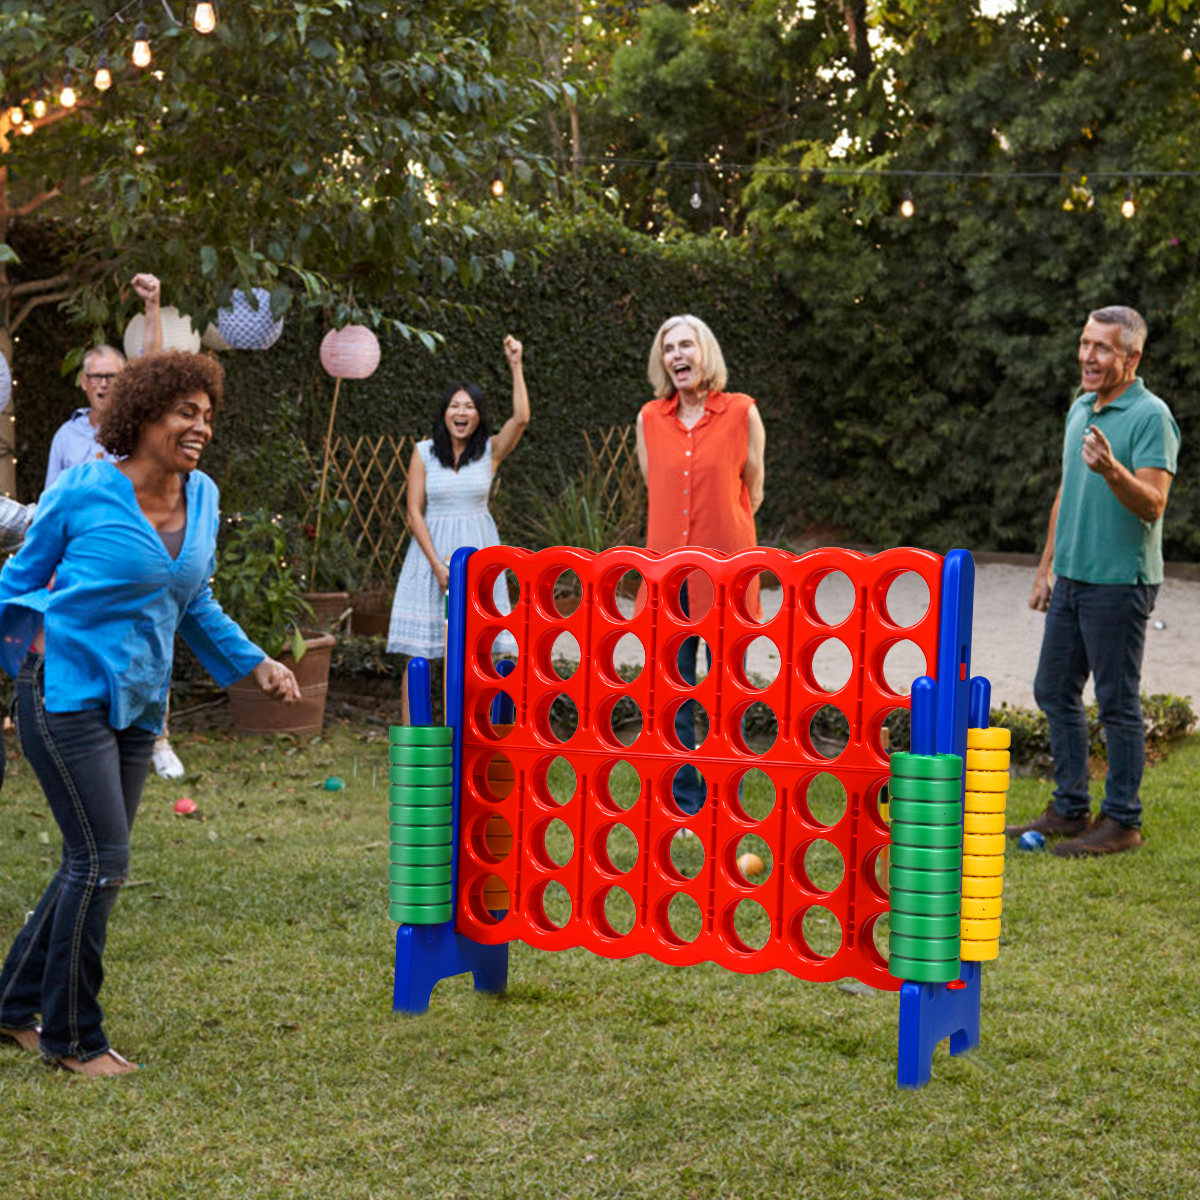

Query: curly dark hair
[[98, 350, 225, 459]]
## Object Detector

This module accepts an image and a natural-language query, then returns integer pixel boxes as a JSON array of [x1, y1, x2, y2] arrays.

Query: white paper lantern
[[0, 353, 11, 412], [124, 306, 201, 358], [320, 325, 381, 380], [217, 287, 285, 351], [201, 323, 231, 351]]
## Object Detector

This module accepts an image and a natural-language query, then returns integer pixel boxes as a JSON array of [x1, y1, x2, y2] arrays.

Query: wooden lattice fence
[[301, 426, 641, 592]]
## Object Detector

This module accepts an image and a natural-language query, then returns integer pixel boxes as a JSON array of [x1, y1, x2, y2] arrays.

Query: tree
[[0, 0, 564, 494]]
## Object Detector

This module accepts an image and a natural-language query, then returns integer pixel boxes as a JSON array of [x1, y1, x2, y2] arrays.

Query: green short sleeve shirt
[[1053, 379, 1180, 585]]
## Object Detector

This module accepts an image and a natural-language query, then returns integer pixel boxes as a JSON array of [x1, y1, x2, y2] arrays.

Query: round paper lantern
[[320, 324, 381, 380], [124, 306, 201, 358], [0, 353, 11, 412], [201, 323, 231, 351], [217, 287, 285, 351]]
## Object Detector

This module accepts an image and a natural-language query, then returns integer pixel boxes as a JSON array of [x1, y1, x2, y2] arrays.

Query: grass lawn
[[2, 717, 1199, 1200]]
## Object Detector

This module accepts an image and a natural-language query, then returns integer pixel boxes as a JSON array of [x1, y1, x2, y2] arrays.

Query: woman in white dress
[[387, 335, 529, 720]]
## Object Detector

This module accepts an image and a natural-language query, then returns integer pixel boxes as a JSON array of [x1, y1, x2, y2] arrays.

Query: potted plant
[[214, 509, 335, 736], [297, 494, 360, 633]]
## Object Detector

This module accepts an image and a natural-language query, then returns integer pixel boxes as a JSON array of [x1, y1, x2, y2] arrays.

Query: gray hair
[[81, 344, 127, 373], [1088, 306, 1147, 355]]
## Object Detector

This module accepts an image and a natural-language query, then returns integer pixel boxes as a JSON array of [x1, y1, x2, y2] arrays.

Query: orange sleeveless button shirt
[[640, 391, 761, 621]]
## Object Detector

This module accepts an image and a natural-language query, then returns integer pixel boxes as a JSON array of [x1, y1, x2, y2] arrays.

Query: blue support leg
[[896, 961, 982, 1088]]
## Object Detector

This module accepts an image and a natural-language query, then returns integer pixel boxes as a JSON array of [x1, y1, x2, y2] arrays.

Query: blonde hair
[[646, 315, 728, 399]]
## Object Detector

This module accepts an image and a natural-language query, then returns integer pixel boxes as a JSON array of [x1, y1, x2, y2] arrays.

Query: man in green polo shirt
[[1007, 306, 1180, 856]]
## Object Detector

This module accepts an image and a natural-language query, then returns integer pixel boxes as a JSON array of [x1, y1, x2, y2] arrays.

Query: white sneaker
[[152, 737, 186, 780]]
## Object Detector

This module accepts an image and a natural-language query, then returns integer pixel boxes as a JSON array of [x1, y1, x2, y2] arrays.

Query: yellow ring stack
[[960, 727, 1011, 961]]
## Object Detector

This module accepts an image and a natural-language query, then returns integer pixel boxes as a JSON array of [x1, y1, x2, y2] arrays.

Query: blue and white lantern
[[216, 287, 285, 351], [0, 353, 11, 412]]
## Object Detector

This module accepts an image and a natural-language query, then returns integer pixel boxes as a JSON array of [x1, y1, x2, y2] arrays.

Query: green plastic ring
[[889, 909, 961, 938], [389, 901, 454, 924], [388, 862, 453, 885], [889, 843, 963, 871], [387, 744, 453, 767], [388, 764, 454, 786], [388, 823, 453, 847], [890, 822, 963, 849], [887, 798, 963, 826], [888, 775, 963, 802], [887, 864, 962, 894], [388, 882, 453, 905], [390, 725, 453, 745], [388, 785, 454, 807], [889, 752, 963, 780], [388, 842, 454, 866], [389, 806, 454, 827], [887, 887, 961, 916], [887, 955, 960, 984], [888, 932, 963, 961]]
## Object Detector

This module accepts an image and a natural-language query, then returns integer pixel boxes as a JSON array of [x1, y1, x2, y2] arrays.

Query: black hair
[[430, 381, 490, 470]]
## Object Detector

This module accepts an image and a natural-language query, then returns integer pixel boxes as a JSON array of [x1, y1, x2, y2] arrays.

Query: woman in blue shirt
[[0, 351, 299, 1076]]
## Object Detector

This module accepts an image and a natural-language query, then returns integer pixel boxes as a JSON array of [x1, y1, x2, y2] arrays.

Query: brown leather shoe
[[1004, 803, 1090, 840], [1051, 814, 1143, 858]]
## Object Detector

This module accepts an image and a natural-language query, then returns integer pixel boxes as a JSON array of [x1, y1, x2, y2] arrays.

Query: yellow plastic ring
[[959, 937, 1000, 961], [963, 832, 1006, 856], [961, 895, 1001, 919], [961, 916, 1002, 939], [964, 770, 1009, 793], [965, 749, 1010, 771], [964, 812, 1005, 835], [964, 791, 1006, 813], [961, 874, 1004, 898], [961, 853, 1005, 876], [967, 727, 1011, 750]]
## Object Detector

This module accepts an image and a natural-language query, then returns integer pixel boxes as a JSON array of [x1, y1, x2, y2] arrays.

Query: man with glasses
[[45, 274, 163, 488]]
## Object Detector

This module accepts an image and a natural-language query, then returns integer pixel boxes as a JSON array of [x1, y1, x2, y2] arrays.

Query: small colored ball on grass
[[1018, 830, 1045, 852], [737, 852, 765, 878], [323, 776, 346, 791], [174, 797, 197, 815]]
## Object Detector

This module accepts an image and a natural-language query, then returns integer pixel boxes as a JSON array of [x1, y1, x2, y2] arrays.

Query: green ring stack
[[887, 751, 962, 984], [388, 725, 455, 924]]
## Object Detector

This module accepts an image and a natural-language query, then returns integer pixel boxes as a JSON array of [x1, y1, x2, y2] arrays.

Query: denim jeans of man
[[0, 655, 155, 1060], [1032, 578, 1157, 829]]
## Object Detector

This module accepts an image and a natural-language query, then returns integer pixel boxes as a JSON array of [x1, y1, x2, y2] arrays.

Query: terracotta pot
[[227, 633, 336, 736], [350, 591, 391, 637], [302, 591, 351, 633]]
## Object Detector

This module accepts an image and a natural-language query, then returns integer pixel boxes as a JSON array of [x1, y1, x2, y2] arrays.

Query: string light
[[132, 21, 152, 69], [194, 2, 217, 34], [32, 94, 47, 119], [60, 71, 78, 109], [94, 52, 113, 92], [900, 188, 915, 218], [490, 168, 505, 199], [1121, 180, 1136, 219], [690, 170, 702, 209], [7, 104, 24, 125], [20, 121, 34, 136]]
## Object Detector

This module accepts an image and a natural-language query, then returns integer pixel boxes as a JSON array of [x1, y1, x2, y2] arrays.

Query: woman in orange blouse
[[636, 315, 766, 824]]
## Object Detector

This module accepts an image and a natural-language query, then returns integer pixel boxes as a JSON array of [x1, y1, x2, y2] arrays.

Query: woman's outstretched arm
[[491, 335, 530, 469]]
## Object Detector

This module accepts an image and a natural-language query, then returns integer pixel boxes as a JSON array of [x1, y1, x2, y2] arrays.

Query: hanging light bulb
[[490, 168, 505, 199], [94, 53, 112, 92], [135, 139, 147, 156], [132, 22, 152, 69], [1121, 182, 1136, 219], [60, 72, 78, 109], [32, 94, 47, 119], [194, 2, 217, 34], [7, 105, 24, 125], [20, 121, 34, 136], [900, 188, 915, 219]]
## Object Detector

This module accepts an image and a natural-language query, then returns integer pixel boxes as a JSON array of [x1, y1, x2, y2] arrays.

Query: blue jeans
[[1033, 578, 1157, 829], [0, 655, 155, 1060]]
